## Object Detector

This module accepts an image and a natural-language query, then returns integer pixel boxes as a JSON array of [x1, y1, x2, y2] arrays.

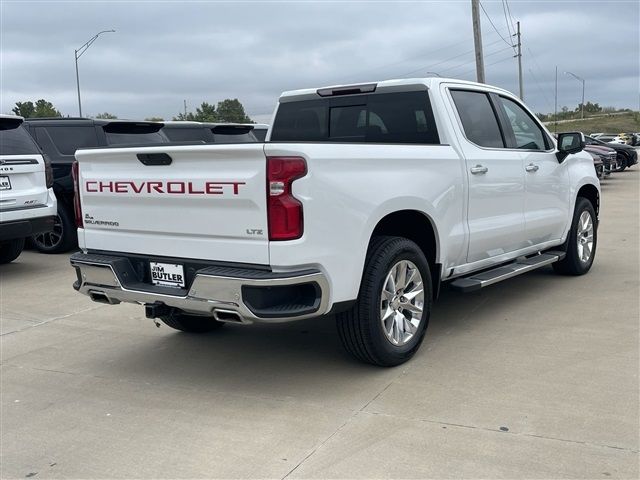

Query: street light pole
[[565, 71, 585, 120], [74, 29, 116, 117]]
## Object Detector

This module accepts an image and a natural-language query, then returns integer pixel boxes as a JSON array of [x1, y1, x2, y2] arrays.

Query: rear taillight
[[71, 161, 83, 228], [43, 155, 54, 188], [267, 156, 307, 241]]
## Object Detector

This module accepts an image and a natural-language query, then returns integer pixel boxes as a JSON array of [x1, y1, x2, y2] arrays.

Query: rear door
[[0, 118, 48, 212], [494, 95, 570, 245], [446, 88, 527, 263], [75, 144, 269, 264]]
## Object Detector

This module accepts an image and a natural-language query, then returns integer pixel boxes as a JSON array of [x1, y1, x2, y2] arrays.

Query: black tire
[[0, 238, 25, 264], [336, 236, 432, 367], [32, 203, 77, 254], [615, 153, 627, 172], [159, 311, 225, 333], [553, 197, 597, 276]]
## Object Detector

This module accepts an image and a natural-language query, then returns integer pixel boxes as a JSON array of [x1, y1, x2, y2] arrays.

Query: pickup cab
[[70, 78, 600, 366]]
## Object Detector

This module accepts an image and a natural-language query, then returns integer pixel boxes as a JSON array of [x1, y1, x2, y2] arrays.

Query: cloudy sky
[[1, 0, 638, 123]]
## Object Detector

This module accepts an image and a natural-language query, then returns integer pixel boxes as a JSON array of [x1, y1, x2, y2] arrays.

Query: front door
[[448, 88, 527, 264], [495, 95, 571, 245]]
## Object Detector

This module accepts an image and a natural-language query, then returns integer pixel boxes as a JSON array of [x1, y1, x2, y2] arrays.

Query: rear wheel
[[336, 236, 432, 367], [159, 311, 225, 333], [0, 238, 25, 264], [32, 204, 77, 253], [553, 197, 597, 275]]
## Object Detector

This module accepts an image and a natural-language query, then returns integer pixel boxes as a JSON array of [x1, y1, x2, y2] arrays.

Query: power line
[[398, 37, 504, 77], [437, 46, 515, 76], [336, 28, 510, 84], [456, 55, 516, 79], [504, 0, 517, 33], [501, 0, 515, 41], [479, 1, 514, 50]]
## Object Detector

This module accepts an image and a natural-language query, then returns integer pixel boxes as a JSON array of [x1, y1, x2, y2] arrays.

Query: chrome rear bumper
[[70, 252, 330, 324]]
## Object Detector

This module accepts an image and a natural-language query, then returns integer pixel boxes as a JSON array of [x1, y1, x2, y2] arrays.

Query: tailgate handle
[[137, 153, 172, 166]]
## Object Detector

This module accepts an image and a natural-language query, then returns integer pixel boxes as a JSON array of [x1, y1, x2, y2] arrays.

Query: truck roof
[[278, 77, 513, 103]]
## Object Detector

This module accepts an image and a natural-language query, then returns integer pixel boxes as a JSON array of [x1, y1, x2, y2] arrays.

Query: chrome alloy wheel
[[576, 211, 594, 263], [379, 260, 424, 346]]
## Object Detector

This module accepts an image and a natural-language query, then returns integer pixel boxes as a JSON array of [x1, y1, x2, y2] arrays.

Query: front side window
[[450, 90, 504, 148], [499, 96, 548, 150]]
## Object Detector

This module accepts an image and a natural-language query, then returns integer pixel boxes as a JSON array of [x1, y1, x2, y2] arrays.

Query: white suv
[[0, 115, 57, 264]]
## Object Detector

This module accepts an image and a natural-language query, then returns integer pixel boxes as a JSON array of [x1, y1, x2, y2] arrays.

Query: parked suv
[[0, 115, 56, 264], [23, 118, 169, 253]]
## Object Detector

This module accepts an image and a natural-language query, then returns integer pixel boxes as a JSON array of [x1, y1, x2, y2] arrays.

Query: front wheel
[[336, 236, 432, 367], [553, 197, 597, 275], [0, 238, 25, 264]]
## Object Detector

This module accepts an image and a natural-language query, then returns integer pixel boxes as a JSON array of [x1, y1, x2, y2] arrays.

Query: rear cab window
[[0, 118, 41, 156], [271, 91, 440, 144], [103, 122, 168, 146]]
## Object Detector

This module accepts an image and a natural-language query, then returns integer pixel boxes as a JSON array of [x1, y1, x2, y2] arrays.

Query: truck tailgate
[[75, 144, 269, 264]]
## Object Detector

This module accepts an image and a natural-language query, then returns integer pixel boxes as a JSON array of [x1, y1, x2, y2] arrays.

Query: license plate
[[0, 176, 11, 191], [150, 262, 185, 288]]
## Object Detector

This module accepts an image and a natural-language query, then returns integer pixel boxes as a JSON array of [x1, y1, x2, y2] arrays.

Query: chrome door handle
[[470, 164, 488, 174], [525, 163, 539, 172]]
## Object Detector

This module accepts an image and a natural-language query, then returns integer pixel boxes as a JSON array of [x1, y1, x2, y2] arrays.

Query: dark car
[[161, 122, 258, 143], [586, 150, 604, 179], [250, 124, 269, 141], [584, 144, 616, 176], [23, 118, 170, 253], [585, 135, 638, 171]]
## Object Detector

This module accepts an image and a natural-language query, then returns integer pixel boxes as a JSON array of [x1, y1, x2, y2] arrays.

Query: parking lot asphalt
[[1, 168, 638, 479]]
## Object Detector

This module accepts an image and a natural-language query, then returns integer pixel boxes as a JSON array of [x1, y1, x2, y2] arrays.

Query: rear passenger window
[[272, 91, 439, 144], [0, 121, 40, 155], [450, 90, 504, 148], [38, 126, 98, 155], [499, 96, 549, 150]]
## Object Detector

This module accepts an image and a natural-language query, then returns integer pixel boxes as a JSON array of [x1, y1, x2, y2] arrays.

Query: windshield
[[0, 119, 41, 155]]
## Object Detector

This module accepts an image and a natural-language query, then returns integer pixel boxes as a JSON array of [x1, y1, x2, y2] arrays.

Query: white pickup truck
[[70, 78, 600, 366]]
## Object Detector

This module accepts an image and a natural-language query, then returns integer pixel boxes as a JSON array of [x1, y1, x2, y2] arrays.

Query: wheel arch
[[368, 209, 442, 299], [576, 183, 600, 219]]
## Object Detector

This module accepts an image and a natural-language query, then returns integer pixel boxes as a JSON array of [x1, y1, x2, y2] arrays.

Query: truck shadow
[[94, 264, 587, 405]]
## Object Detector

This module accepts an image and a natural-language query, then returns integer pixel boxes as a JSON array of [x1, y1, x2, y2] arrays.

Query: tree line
[[536, 101, 633, 122], [10, 98, 253, 123]]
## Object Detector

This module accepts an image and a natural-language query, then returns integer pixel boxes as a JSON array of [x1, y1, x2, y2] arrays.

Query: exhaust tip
[[89, 291, 119, 305], [213, 309, 244, 323]]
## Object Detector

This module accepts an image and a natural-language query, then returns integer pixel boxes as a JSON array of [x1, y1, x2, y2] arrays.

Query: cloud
[[1, 0, 638, 120]]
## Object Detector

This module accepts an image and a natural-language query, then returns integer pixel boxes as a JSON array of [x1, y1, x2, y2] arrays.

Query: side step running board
[[450, 251, 566, 293]]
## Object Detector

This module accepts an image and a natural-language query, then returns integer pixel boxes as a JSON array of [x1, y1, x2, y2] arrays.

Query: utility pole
[[471, 0, 485, 83], [565, 71, 585, 119], [183, 99, 187, 118], [516, 21, 523, 100]]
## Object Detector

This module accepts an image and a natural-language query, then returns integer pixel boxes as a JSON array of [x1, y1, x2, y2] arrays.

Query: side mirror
[[556, 132, 585, 162]]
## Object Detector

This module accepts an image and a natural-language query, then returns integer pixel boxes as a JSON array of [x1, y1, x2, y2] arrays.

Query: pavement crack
[[281, 368, 409, 479], [0, 305, 105, 337], [364, 411, 639, 454]]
